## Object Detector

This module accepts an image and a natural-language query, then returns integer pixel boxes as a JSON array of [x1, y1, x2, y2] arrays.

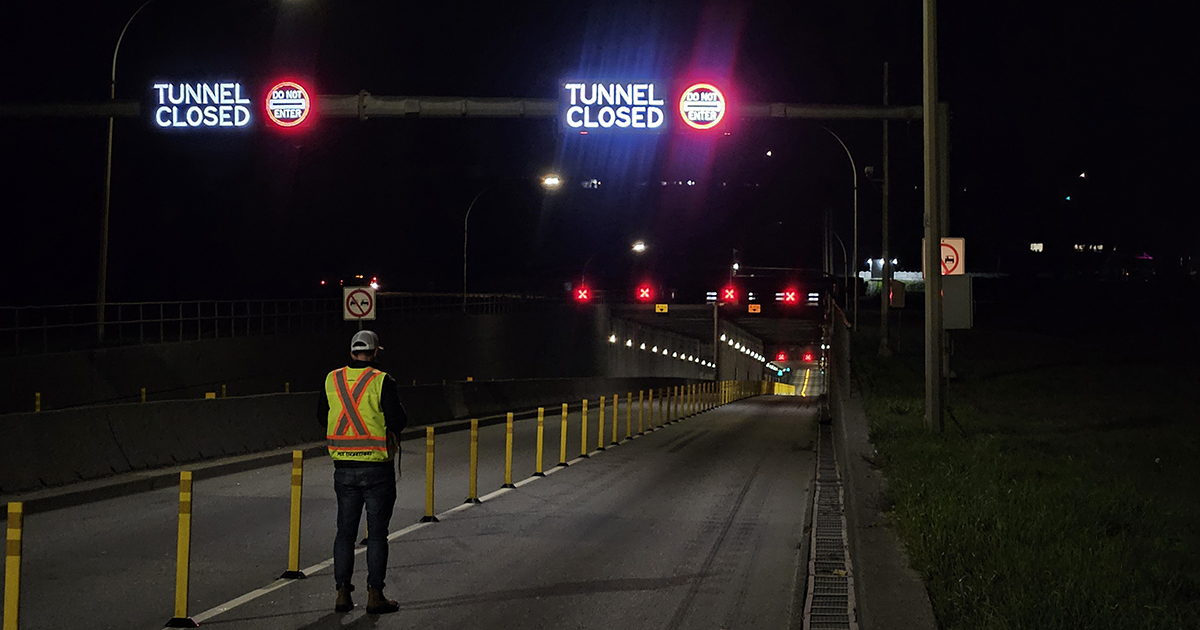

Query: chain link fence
[[0, 292, 551, 357]]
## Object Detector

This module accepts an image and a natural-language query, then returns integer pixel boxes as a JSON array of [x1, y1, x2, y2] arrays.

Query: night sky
[[1, 0, 1195, 305]]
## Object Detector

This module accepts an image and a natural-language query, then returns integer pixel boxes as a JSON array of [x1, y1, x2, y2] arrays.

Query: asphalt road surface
[[3, 393, 818, 630]]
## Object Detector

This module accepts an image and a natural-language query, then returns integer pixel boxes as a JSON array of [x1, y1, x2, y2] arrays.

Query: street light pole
[[97, 0, 158, 342], [820, 126, 859, 331], [830, 232, 850, 312], [462, 174, 560, 312], [462, 185, 495, 313]]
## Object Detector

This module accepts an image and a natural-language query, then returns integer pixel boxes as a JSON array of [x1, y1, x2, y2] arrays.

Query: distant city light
[[632, 240, 647, 253], [766, 150, 772, 157], [1065, 196, 1071, 201], [542, 174, 562, 189], [1030, 243, 1044, 253], [1079, 172, 1086, 178]]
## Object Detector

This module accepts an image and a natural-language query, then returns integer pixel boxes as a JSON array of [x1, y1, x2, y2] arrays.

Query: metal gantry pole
[[923, 0, 945, 433]]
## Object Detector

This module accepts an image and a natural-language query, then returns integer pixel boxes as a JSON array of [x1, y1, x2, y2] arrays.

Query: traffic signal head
[[636, 283, 654, 302], [575, 285, 591, 302]]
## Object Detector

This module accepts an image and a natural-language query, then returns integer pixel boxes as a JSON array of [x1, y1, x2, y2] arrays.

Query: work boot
[[334, 584, 354, 613], [366, 586, 400, 614]]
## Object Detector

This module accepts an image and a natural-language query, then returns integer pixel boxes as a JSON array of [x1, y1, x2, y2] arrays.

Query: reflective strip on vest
[[333, 368, 377, 436]]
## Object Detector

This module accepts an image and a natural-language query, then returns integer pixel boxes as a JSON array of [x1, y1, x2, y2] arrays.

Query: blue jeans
[[333, 465, 396, 589]]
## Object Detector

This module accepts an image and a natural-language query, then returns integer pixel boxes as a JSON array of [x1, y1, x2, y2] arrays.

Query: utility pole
[[923, 0, 945, 433], [880, 62, 892, 357]]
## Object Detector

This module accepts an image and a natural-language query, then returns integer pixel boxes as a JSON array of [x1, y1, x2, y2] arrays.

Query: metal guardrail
[[0, 293, 550, 357]]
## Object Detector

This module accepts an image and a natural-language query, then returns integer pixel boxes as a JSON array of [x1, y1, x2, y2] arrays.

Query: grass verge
[[854, 326, 1200, 629]]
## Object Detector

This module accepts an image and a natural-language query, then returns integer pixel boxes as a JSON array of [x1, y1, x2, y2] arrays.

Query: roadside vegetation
[[853, 322, 1199, 629]]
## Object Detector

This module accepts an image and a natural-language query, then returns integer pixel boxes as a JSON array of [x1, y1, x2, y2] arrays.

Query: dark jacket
[[320, 360, 409, 468]]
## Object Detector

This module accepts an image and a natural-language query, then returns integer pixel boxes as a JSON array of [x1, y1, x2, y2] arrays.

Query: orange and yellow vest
[[325, 366, 392, 462]]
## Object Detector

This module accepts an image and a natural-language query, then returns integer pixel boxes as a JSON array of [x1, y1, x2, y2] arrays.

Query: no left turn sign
[[343, 287, 376, 321]]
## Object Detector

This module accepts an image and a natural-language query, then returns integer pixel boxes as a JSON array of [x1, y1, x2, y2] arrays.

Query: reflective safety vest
[[325, 366, 391, 462]]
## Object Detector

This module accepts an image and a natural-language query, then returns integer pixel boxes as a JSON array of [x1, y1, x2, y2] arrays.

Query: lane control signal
[[575, 286, 591, 302], [636, 284, 654, 302]]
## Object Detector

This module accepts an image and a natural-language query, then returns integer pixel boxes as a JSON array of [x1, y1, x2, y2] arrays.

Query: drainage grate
[[802, 424, 858, 630]]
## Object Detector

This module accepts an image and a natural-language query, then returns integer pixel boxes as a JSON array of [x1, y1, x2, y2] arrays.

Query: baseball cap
[[350, 330, 382, 352]]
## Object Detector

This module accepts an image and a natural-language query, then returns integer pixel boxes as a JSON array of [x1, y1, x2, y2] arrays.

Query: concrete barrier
[[0, 377, 697, 495]]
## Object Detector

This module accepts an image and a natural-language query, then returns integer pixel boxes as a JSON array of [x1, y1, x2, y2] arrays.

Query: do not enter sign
[[343, 287, 376, 321]]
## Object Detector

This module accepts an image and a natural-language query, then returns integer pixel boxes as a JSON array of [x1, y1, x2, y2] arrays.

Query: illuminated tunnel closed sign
[[152, 82, 252, 129], [561, 81, 666, 132]]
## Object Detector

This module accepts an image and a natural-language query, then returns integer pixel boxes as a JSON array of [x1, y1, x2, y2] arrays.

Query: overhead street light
[[631, 240, 647, 254]]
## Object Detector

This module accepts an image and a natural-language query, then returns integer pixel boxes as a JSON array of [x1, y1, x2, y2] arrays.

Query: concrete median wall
[[0, 376, 700, 495]]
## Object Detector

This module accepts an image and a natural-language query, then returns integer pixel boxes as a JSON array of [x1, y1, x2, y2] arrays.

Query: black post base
[[419, 515, 439, 523], [533, 472, 546, 477], [464, 498, 482, 504], [556, 462, 570, 467], [501, 483, 516, 488], [280, 570, 307, 580], [165, 617, 199, 628]]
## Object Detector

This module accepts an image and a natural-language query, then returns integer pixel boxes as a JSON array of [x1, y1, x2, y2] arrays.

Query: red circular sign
[[265, 81, 311, 128], [345, 289, 374, 318], [679, 83, 726, 130]]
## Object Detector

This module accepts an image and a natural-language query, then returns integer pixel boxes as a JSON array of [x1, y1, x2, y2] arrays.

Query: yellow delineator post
[[611, 393, 619, 445], [646, 389, 653, 431], [558, 404, 569, 467], [580, 399, 589, 458], [657, 389, 664, 428], [285, 381, 290, 393], [220, 384, 227, 398], [503, 412, 516, 488], [466, 420, 481, 503], [597, 396, 606, 451], [5, 502, 23, 630], [625, 392, 632, 440], [33, 393, 39, 413], [165, 472, 198, 628], [671, 386, 678, 422], [638, 390, 645, 435], [534, 408, 546, 476], [141, 387, 147, 403], [280, 451, 306, 579], [420, 427, 438, 523]]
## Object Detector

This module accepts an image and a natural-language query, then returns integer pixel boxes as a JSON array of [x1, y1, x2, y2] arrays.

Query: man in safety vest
[[324, 329, 407, 614]]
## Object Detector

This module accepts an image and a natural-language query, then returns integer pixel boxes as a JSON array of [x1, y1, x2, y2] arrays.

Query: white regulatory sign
[[921, 237, 966, 276], [343, 287, 376, 321], [940, 238, 965, 275]]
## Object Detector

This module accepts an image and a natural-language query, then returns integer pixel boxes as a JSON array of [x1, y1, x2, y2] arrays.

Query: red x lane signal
[[721, 285, 738, 302], [781, 288, 799, 304], [575, 286, 591, 302], [636, 284, 654, 302]]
